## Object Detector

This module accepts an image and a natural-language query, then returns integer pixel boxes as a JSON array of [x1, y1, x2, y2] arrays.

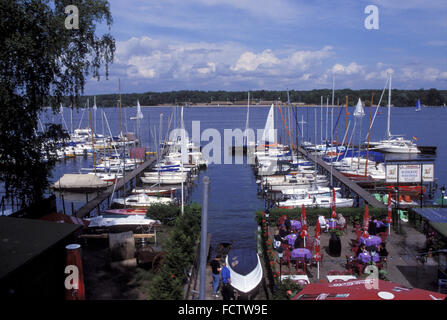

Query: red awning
[[291, 279, 446, 300]]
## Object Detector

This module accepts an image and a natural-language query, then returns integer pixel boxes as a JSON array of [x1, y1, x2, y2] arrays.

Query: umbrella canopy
[[387, 192, 393, 223], [300, 204, 308, 239], [331, 188, 337, 218], [291, 279, 447, 300], [363, 205, 370, 238], [314, 220, 321, 261]]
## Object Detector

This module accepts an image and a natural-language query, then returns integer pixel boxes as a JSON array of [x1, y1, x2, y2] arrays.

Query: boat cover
[[53, 174, 110, 190], [226, 248, 263, 293]]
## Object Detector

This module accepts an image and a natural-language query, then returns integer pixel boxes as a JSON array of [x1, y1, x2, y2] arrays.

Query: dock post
[[61, 194, 66, 215], [199, 176, 210, 300]]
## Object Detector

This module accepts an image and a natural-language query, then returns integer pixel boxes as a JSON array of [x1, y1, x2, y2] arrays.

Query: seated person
[[279, 225, 289, 239], [356, 244, 366, 258], [273, 230, 284, 249], [370, 249, 380, 263], [290, 219, 301, 230], [337, 213, 346, 229], [368, 220, 377, 236], [285, 232, 298, 246], [284, 217, 291, 232], [293, 237, 303, 249], [357, 246, 371, 263], [377, 243, 388, 261], [376, 220, 387, 233], [318, 215, 329, 232]]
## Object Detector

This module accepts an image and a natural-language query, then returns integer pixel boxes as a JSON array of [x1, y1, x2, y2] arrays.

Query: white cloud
[[331, 62, 364, 75], [231, 50, 280, 72]]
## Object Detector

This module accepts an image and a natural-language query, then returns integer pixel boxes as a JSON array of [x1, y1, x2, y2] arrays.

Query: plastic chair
[[295, 257, 307, 274], [438, 279, 447, 293]]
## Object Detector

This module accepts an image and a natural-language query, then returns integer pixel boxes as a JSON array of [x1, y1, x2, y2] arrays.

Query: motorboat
[[226, 249, 263, 295], [277, 196, 354, 209], [112, 193, 175, 208]]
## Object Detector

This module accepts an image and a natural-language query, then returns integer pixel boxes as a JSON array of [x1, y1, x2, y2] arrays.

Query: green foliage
[[255, 207, 387, 227], [146, 203, 181, 226], [147, 203, 202, 300], [272, 279, 303, 300], [0, 0, 115, 206], [80, 88, 447, 108]]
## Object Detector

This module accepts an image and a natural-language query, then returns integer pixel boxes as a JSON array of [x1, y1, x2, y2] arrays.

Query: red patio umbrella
[[314, 219, 321, 279], [387, 192, 393, 235], [300, 204, 308, 246], [362, 205, 370, 238], [291, 279, 447, 300], [331, 188, 337, 219]]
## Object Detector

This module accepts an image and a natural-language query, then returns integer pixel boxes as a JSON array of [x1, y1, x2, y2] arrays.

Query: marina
[[2, 0, 447, 304]]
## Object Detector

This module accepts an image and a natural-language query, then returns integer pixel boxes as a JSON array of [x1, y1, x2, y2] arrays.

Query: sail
[[131, 100, 144, 120], [416, 99, 421, 111], [93, 96, 97, 111], [260, 104, 276, 144], [353, 98, 365, 117]]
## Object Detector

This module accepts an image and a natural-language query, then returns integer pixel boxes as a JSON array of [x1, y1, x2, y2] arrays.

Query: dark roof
[[413, 208, 447, 223], [0, 217, 81, 280], [227, 248, 258, 276]]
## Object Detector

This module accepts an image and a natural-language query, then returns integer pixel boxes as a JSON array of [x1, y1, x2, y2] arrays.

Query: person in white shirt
[[318, 215, 329, 232]]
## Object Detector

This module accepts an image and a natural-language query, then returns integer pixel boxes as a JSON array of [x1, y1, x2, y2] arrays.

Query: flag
[[413, 136, 418, 141]]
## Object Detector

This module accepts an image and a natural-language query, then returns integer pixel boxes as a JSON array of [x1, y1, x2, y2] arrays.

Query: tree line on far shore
[[73, 88, 447, 108]]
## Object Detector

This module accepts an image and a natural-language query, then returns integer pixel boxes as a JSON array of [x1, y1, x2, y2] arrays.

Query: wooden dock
[[75, 155, 158, 218], [296, 146, 386, 208]]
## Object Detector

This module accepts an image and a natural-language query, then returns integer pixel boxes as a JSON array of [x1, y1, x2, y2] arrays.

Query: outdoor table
[[358, 252, 372, 263], [291, 248, 312, 260], [286, 233, 298, 246], [358, 252, 380, 264], [291, 220, 302, 230], [328, 219, 337, 230], [326, 275, 357, 283], [360, 235, 382, 247]]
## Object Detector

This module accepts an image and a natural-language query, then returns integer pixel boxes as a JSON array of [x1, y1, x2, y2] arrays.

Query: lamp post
[[394, 187, 399, 232], [441, 186, 446, 208], [277, 247, 284, 283]]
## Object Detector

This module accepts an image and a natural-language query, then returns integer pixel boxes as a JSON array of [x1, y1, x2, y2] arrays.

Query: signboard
[[385, 164, 398, 183], [422, 164, 434, 182], [385, 163, 435, 183], [398, 164, 421, 183]]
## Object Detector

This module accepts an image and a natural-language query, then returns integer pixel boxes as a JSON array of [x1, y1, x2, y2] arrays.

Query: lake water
[[41, 105, 446, 251]]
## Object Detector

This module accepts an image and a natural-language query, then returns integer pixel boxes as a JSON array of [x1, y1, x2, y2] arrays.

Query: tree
[[0, 0, 115, 206]]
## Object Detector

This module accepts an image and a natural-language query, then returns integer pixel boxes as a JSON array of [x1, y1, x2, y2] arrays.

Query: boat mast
[[88, 99, 96, 175], [386, 72, 392, 139], [365, 92, 374, 177], [181, 106, 185, 215], [244, 91, 250, 147]]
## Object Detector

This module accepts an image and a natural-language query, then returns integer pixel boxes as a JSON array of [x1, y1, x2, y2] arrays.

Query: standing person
[[210, 255, 221, 298], [220, 261, 234, 300]]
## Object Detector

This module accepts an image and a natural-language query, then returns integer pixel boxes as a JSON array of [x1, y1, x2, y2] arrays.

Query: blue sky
[[85, 0, 447, 94]]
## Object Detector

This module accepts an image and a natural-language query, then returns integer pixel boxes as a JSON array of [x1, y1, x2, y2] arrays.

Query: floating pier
[[295, 146, 386, 208]]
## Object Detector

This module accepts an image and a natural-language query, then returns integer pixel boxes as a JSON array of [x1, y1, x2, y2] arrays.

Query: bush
[[272, 279, 303, 300], [255, 207, 388, 227], [147, 203, 202, 300], [146, 203, 181, 226]]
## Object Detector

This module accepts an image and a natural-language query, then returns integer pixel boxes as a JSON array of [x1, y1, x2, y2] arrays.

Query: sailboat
[[415, 99, 422, 112], [369, 73, 420, 154]]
